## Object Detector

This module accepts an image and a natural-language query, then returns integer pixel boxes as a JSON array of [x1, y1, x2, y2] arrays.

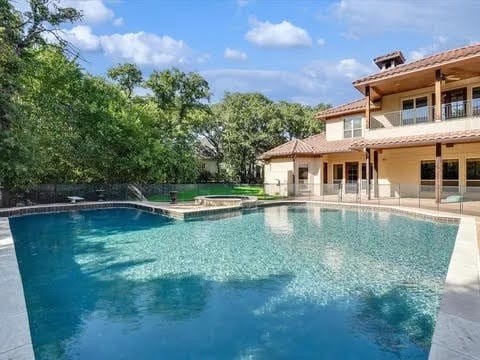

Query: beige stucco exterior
[[262, 48, 480, 199], [264, 157, 323, 196]]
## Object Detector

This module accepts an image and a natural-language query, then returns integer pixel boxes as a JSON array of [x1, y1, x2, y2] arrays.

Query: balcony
[[370, 99, 480, 130], [364, 99, 480, 140]]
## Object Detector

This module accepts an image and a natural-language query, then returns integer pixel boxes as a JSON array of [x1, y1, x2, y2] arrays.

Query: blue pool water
[[10, 206, 458, 359]]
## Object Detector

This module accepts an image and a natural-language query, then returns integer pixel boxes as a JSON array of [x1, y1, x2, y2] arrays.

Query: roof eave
[[352, 135, 480, 150], [316, 108, 365, 121], [352, 52, 480, 95]]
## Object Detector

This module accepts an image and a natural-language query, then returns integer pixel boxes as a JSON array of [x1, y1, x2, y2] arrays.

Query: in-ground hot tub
[[194, 195, 257, 208]]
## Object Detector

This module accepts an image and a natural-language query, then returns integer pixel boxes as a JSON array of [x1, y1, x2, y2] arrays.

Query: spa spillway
[[194, 195, 257, 208]]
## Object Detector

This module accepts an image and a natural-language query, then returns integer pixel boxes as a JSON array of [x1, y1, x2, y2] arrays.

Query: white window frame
[[343, 117, 362, 138]]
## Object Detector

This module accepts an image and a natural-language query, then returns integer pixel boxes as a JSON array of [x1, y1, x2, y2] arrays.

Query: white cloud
[[203, 69, 320, 94], [317, 38, 326, 46], [331, 0, 480, 39], [113, 17, 124, 27], [99, 32, 191, 66], [237, 0, 249, 6], [61, 25, 101, 51], [335, 58, 372, 79], [60, 0, 114, 24], [409, 36, 448, 61], [53, 25, 193, 66], [202, 57, 372, 105], [224, 48, 248, 61], [245, 18, 312, 48], [197, 53, 211, 63]]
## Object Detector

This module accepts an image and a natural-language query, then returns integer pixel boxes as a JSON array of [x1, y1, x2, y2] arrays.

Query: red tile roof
[[315, 98, 381, 120], [315, 98, 366, 119], [351, 129, 480, 149], [260, 129, 480, 159], [259, 133, 355, 160], [303, 133, 356, 153], [373, 51, 405, 66], [354, 43, 480, 85]]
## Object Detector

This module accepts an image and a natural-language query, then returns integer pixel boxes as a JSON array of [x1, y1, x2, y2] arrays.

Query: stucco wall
[[378, 142, 480, 185], [324, 77, 480, 142], [264, 158, 294, 196], [376, 142, 480, 196], [367, 77, 480, 139], [264, 157, 323, 196], [375, 76, 480, 115]]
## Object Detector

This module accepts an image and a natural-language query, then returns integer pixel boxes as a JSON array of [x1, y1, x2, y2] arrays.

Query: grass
[[147, 184, 283, 202]]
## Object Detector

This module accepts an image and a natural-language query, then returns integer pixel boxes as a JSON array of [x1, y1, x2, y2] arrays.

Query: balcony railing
[[370, 99, 480, 130]]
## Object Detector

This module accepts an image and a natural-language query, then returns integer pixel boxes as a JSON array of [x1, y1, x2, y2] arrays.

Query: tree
[[198, 104, 224, 178], [107, 63, 143, 98], [218, 93, 283, 183], [0, 0, 80, 192], [146, 68, 211, 133], [275, 101, 327, 140]]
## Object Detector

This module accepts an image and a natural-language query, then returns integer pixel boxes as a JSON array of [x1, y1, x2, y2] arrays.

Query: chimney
[[373, 51, 405, 71]]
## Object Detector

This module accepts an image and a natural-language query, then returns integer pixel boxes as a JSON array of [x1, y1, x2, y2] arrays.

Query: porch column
[[366, 148, 371, 200], [365, 85, 371, 129], [435, 69, 442, 121], [373, 150, 379, 198], [319, 158, 324, 196], [435, 143, 442, 203], [292, 155, 296, 196]]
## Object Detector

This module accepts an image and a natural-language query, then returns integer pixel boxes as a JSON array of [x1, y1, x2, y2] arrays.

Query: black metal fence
[[2, 181, 480, 216], [0, 183, 271, 208]]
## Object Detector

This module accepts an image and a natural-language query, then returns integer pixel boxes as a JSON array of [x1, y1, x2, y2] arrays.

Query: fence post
[[418, 186, 421, 208], [398, 184, 401, 206], [460, 185, 464, 214], [54, 184, 57, 203], [357, 180, 360, 203]]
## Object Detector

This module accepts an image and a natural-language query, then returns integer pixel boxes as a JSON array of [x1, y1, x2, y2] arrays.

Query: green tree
[[146, 68, 211, 134], [0, 0, 80, 193], [198, 104, 225, 179], [218, 92, 283, 183], [275, 101, 328, 140], [107, 63, 143, 98]]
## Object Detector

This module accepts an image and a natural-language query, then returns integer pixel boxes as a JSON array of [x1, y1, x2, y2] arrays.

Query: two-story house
[[260, 44, 480, 202]]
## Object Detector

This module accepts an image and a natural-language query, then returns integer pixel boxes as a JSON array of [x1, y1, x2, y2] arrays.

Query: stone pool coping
[[0, 218, 35, 359], [0, 200, 478, 359]]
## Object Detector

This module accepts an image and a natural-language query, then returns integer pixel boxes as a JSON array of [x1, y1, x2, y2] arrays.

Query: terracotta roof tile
[[315, 98, 366, 119], [303, 133, 356, 154], [354, 44, 480, 85], [258, 139, 316, 159], [315, 98, 381, 120], [373, 51, 405, 65], [351, 129, 480, 149], [259, 133, 355, 159]]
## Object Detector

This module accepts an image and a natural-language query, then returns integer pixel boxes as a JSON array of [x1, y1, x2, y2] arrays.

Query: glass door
[[333, 164, 343, 184], [442, 88, 467, 119], [345, 162, 359, 193], [298, 166, 309, 193]]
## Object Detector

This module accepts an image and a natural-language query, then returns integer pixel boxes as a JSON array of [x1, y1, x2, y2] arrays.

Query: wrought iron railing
[[370, 100, 480, 130]]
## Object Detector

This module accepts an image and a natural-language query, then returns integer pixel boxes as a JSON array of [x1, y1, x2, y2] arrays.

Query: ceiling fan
[[441, 73, 462, 81]]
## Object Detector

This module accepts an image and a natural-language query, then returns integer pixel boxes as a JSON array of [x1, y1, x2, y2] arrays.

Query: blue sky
[[14, 0, 480, 105]]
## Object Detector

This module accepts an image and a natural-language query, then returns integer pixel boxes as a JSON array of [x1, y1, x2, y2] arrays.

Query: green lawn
[[147, 184, 283, 202]]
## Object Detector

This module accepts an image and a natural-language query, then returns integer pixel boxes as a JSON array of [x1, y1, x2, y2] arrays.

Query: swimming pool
[[9, 206, 458, 359]]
